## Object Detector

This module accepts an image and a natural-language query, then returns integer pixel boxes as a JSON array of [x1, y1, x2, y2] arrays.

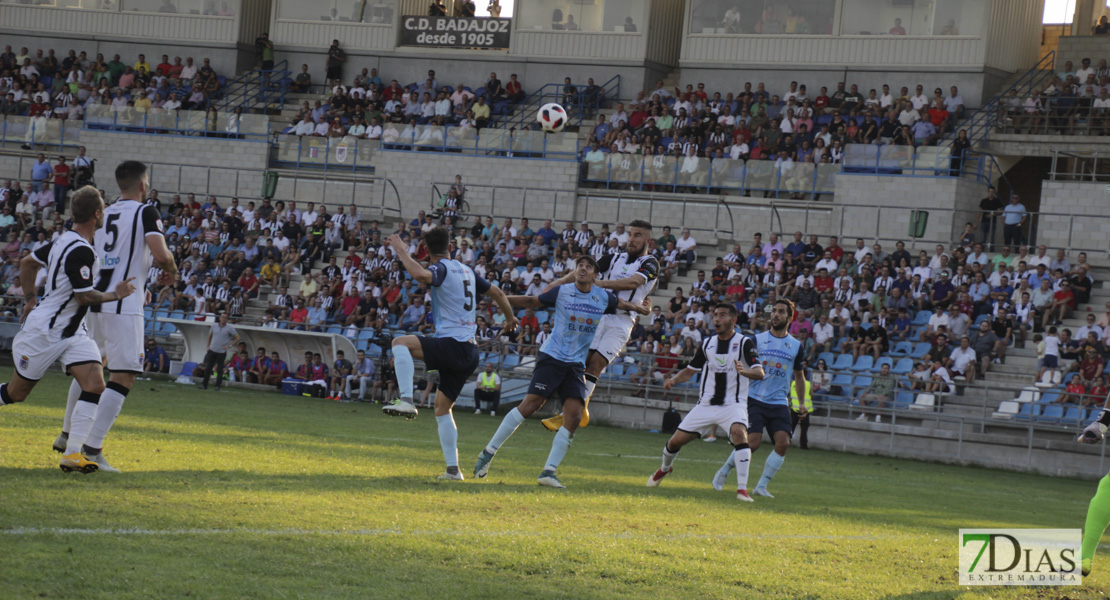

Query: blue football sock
[[436, 414, 458, 468], [485, 407, 525, 455], [393, 345, 415, 400], [757, 450, 785, 490], [719, 450, 736, 473], [544, 426, 574, 471]]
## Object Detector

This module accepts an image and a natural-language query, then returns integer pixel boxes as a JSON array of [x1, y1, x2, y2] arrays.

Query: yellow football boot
[[59, 453, 99, 474]]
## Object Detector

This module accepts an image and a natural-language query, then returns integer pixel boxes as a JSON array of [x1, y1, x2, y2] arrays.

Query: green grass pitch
[[0, 372, 1107, 599]]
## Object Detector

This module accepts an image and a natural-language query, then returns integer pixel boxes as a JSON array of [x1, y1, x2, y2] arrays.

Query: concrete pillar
[[1075, 0, 1096, 36]]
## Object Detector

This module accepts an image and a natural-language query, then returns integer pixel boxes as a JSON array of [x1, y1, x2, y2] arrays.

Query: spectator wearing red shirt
[[506, 74, 523, 103], [238, 267, 260, 298], [726, 277, 745, 298], [1080, 348, 1105, 386], [1056, 374, 1088, 405], [1043, 281, 1075, 328], [814, 270, 834, 293], [289, 301, 308, 329], [52, 155, 70, 214], [384, 282, 402, 305], [1088, 376, 1108, 406], [519, 308, 539, 332], [156, 55, 173, 77], [27, 100, 47, 117], [652, 342, 680, 383], [813, 86, 830, 114], [926, 101, 948, 128], [827, 236, 844, 263]]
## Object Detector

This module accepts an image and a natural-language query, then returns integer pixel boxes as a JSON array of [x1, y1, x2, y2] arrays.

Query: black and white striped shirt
[[24, 231, 98, 340], [686, 333, 760, 406]]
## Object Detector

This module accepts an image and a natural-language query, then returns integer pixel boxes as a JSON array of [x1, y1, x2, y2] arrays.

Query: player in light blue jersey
[[474, 256, 651, 488], [382, 227, 517, 481], [712, 298, 807, 497]]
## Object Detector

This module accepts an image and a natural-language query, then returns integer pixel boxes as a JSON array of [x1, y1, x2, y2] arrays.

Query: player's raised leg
[[475, 395, 536, 479], [384, 335, 422, 418]]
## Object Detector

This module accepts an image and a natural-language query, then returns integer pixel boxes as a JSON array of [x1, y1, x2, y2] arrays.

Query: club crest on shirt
[[19, 355, 29, 370], [80, 265, 90, 280], [156, 219, 164, 232]]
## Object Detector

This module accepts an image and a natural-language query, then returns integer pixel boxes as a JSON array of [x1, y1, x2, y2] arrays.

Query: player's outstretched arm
[[506, 295, 542, 309], [594, 273, 647, 292], [76, 277, 137, 307], [386, 234, 433, 284], [541, 272, 574, 294], [616, 297, 651, 315], [663, 366, 697, 390], [18, 253, 45, 321], [485, 285, 518, 333]]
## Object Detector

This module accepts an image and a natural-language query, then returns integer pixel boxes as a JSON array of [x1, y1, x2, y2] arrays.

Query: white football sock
[[65, 391, 100, 455], [83, 383, 128, 451], [62, 378, 81, 433]]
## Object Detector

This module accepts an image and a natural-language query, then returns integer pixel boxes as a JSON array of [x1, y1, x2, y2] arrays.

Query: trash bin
[[262, 170, 279, 198], [909, 210, 928, 238]]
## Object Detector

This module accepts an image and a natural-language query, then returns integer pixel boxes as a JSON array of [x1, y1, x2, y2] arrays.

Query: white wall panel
[[1, 4, 237, 42], [985, 0, 1045, 73], [682, 34, 986, 67], [270, 20, 395, 51], [510, 30, 643, 60]]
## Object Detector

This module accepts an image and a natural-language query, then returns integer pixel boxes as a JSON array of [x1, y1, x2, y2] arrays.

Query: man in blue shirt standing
[[1002, 193, 1026, 248], [30, 153, 52, 193], [713, 298, 808, 497], [474, 256, 651, 488], [383, 227, 518, 481]]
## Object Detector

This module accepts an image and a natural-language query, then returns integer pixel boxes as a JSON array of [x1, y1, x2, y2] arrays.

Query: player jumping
[[1077, 392, 1110, 576], [54, 161, 177, 473], [646, 304, 764, 501], [474, 256, 651, 488], [711, 298, 807, 497], [540, 220, 658, 433], [382, 227, 517, 480], [0, 187, 137, 473]]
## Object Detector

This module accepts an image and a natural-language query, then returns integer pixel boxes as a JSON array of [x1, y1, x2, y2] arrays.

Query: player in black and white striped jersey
[[646, 303, 765, 502], [0, 187, 138, 473], [540, 220, 658, 433], [53, 161, 178, 473]]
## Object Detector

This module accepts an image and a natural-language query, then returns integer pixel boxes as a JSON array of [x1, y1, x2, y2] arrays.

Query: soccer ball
[[537, 103, 568, 133]]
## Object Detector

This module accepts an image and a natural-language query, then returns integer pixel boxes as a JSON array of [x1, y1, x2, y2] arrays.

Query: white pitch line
[[0, 526, 887, 542]]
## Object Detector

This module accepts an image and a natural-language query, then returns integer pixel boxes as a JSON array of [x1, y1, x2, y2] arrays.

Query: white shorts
[[677, 402, 749, 438], [12, 330, 102, 381], [589, 314, 634, 363], [87, 312, 145, 373]]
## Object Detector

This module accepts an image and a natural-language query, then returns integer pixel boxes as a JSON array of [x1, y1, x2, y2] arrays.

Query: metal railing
[[0, 115, 82, 151], [1050, 149, 1110, 181], [998, 103, 1110, 136], [942, 50, 1057, 146], [426, 181, 736, 238], [83, 105, 270, 141], [493, 74, 621, 131], [222, 60, 292, 113], [376, 125, 579, 160]]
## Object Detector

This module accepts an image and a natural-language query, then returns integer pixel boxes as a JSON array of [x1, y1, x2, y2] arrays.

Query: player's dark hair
[[629, 219, 652, 231], [774, 298, 796, 319], [70, 186, 101, 224], [424, 226, 450, 256], [714, 302, 737, 318], [575, 255, 599, 272], [115, 160, 148, 194]]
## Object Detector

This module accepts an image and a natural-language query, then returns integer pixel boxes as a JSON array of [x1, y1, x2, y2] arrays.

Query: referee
[[201, 313, 239, 391]]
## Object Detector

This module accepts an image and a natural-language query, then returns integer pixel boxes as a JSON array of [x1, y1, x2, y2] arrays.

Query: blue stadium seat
[[1038, 404, 1064, 423], [536, 311, 549, 324], [895, 391, 914, 409], [889, 341, 913, 357], [851, 356, 874, 372], [1015, 402, 1039, 420], [831, 353, 854, 370], [910, 343, 931, 358], [853, 375, 872, 392], [827, 373, 854, 402], [1039, 388, 1062, 404], [1063, 407, 1082, 425], [872, 357, 893, 372], [833, 336, 848, 352], [501, 355, 520, 368], [892, 358, 914, 374], [860, 322, 871, 331], [912, 310, 931, 326], [817, 351, 835, 366]]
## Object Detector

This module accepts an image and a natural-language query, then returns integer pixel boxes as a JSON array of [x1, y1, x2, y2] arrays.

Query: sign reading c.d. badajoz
[[400, 17, 511, 49]]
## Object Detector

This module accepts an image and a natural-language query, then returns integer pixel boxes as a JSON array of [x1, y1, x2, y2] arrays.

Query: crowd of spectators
[[999, 57, 1110, 135], [0, 43, 226, 138], [283, 50, 528, 141], [580, 77, 971, 194]]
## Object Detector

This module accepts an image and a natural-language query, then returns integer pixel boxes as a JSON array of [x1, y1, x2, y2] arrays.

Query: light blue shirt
[[31, 160, 52, 182], [1003, 202, 1026, 226], [748, 330, 803, 406], [537, 283, 618, 365], [428, 259, 490, 342]]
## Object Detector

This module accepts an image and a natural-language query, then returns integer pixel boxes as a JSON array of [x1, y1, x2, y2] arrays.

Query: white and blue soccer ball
[[537, 103, 568, 134]]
